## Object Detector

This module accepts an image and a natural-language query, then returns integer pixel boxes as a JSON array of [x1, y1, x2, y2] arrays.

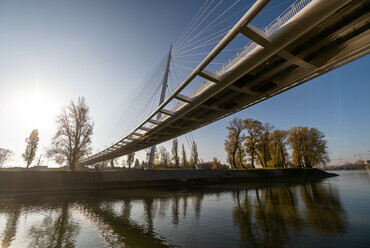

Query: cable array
[[89, 0, 300, 161], [92, 57, 168, 152]]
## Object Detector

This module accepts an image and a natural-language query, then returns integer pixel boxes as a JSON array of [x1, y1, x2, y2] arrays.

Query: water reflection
[[300, 182, 347, 235], [27, 202, 80, 248], [1, 207, 20, 248], [233, 182, 347, 247], [0, 179, 349, 247]]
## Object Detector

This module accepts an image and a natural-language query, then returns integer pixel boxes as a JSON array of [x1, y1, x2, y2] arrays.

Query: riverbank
[[0, 168, 336, 194]]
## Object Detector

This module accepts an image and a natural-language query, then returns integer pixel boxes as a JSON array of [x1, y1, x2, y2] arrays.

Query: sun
[[13, 91, 58, 132]]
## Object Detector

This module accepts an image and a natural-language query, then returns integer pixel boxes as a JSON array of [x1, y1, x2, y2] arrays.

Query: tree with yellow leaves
[[224, 118, 245, 169]]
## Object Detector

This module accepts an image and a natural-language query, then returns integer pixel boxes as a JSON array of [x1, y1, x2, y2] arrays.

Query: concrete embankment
[[0, 168, 336, 194]]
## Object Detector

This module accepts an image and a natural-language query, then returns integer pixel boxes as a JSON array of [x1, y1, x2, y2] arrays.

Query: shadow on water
[[0, 178, 348, 247]]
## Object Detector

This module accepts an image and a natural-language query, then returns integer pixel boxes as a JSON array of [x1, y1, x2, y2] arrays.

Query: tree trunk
[[238, 148, 245, 169], [232, 149, 237, 169], [255, 151, 264, 167], [251, 151, 255, 168], [263, 144, 267, 167], [70, 157, 76, 171], [280, 146, 285, 167]]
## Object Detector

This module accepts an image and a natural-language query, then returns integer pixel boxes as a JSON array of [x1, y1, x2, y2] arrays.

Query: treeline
[[225, 118, 330, 169], [149, 139, 200, 169], [325, 160, 370, 170], [96, 139, 202, 170], [98, 139, 230, 170]]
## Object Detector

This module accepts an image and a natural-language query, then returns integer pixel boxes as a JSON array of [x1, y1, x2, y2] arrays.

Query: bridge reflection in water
[[0, 180, 348, 248]]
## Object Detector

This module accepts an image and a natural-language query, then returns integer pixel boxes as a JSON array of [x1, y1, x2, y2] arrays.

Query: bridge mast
[[148, 45, 172, 169]]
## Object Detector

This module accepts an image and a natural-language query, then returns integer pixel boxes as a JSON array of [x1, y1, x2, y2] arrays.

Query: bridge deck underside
[[82, 0, 369, 165]]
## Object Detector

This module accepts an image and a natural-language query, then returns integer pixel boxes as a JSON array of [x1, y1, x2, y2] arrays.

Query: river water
[[0, 170, 369, 248]]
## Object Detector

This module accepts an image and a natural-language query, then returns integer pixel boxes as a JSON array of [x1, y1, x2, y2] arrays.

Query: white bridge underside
[[81, 0, 369, 166]]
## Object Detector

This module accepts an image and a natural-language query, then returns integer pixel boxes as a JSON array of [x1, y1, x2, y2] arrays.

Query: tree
[[255, 122, 274, 167], [172, 138, 180, 168], [140, 160, 146, 168], [236, 143, 247, 169], [181, 144, 188, 168], [224, 118, 245, 169], [0, 148, 14, 168], [288, 127, 330, 167], [270, 129, 289, 167], [159, 146, 170, 168], [127, 153, 135, 168], [303, 128, 330, 167], [109, 158, 118, 168], [244, 119, 263, 168], [134, 158, 140, 168], [288, 127, 306, 167], [22, 129, 39, 168], [191, 141, 199, 169], [98, 160, 109, 169], [211, 157, 222, 170], [47, 97, 94, 170]]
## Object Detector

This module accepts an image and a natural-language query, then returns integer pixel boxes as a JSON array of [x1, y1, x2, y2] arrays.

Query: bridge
[[80, 0, 369, 166]]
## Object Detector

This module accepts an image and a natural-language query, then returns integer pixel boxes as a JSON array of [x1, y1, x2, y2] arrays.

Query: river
[[0, 170, 369, 247]]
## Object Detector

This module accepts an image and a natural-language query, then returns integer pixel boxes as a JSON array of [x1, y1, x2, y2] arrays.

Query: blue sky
[[0, 0, 369, 167]]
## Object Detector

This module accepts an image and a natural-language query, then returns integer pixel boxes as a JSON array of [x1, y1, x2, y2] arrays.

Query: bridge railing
[[217, 0, 312, 75]]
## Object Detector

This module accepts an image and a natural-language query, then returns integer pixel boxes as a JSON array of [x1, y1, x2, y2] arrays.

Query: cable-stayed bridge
[[80, 0, 369, 166]]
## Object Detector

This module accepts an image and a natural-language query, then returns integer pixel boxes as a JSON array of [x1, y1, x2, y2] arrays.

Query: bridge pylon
[[147, 45, 172, 169]]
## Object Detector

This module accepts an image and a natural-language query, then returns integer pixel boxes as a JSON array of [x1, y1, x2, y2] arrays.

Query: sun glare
[[13, 91, 57, 132]]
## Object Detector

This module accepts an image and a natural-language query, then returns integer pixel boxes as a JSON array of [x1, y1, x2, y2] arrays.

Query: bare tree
[[0, 148, 14, 168], [127, 153, 135, 168], [172, 138, 180, 167], [22, 129, 39, 168], [159, 147, 170, 168], [47, 97, 94, 171]]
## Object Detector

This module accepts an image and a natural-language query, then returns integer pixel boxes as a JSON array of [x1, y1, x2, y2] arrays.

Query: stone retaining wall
[[0, 169, 336, 194]]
